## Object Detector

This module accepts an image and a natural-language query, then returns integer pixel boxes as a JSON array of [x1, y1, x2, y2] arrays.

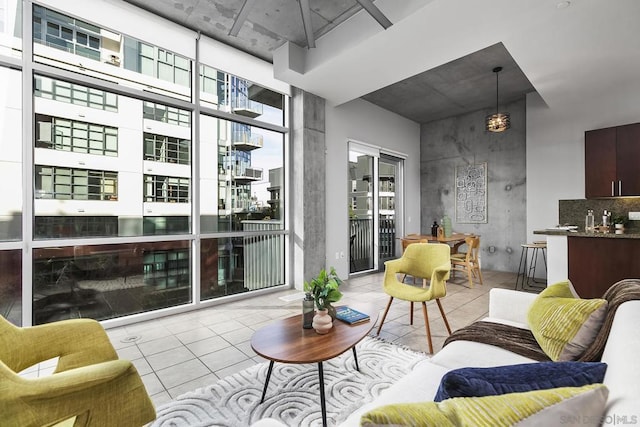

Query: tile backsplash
[[559, 198, 640, 233]]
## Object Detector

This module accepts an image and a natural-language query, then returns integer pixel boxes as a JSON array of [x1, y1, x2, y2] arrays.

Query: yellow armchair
[[0, 315, 156, 427], [376, 243, 452, 353]]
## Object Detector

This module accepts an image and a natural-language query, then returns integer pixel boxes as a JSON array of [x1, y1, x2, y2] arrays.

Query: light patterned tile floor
[[18, 269, 526, 410], [102, 269, 522, 408]]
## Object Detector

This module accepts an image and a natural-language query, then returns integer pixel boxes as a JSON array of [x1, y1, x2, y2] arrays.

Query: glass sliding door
[[379, 154, 402, 266], [348, 142, 404, 274], [348, 146, 374, 273]]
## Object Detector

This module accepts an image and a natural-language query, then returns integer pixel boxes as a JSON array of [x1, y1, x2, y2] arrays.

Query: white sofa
[[255, 288, 640, 427]]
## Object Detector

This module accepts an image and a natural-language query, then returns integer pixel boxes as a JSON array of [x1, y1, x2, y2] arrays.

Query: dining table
[[401, 232, 471, 254]]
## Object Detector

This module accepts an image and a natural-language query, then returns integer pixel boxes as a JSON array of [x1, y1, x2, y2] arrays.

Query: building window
[[143, 216, 189, 235], [35, 76, 118, 111], [35, 114, 118, 156], [35, 166, 118, 201], [33, 5, 101, 62], [144, 133, 190, 165], [34, 216, 119, 238], [143, 101, 190, 127], [123, 37, 191, 88], [144, 175, 189, 203], [143, 249, 190, 289]]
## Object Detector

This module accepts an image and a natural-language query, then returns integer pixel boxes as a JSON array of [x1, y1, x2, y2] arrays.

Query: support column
[[291, 88, 326, 289]]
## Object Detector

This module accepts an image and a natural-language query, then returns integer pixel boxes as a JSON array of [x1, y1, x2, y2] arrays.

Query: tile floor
[[21, 269, 525, 410]]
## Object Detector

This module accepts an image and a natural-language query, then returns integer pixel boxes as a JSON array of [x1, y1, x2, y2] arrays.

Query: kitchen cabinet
[[585, 123, 640, 197], [568, 236, 640, 298]]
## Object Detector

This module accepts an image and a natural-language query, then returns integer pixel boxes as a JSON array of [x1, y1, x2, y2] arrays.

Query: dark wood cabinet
[[568, 236, 640, 298], [585, 123, 640, 197], [615, 123, 640, 196]]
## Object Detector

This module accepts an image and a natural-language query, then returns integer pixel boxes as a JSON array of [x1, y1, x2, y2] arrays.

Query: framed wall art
[[455, 162, 487, 223]]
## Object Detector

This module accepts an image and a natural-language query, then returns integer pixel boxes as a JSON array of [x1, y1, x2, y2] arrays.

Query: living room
[[2, 0, 640, 425]]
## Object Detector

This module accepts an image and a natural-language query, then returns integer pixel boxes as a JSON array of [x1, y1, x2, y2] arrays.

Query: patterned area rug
[[151, 336, 429, 427]]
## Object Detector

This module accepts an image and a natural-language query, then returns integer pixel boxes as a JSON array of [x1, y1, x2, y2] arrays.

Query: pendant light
[[486, 66, 510, 132]]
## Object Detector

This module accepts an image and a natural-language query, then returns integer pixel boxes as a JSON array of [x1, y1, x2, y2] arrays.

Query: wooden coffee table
[[251, 304, 378, 427]]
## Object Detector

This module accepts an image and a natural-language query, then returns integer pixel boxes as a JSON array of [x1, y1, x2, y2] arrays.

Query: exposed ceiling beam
[[229, 0, 257, 37], [299, 0, 315, 48], [356, 0, 393, 30]]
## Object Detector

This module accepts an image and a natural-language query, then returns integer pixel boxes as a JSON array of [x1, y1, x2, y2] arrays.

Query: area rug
[[151, 336, 429, 427]]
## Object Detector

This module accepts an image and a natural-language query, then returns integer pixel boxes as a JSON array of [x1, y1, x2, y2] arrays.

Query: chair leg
[[377, 297, 394, 336], [467, 265, 474, 288], [436, 299, 452, 335], [476, 265, 484, 285], [421, 302, 433, 354], [409, 302, 414, 325]]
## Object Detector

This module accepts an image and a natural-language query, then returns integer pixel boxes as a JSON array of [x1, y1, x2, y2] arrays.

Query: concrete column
[[291, 88, 326, 289]]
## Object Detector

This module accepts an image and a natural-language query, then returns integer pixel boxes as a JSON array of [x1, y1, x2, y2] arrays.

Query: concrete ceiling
[[361, 43, 535, 124], [122, 0, 369, 63], [122, 0, 640, 125]]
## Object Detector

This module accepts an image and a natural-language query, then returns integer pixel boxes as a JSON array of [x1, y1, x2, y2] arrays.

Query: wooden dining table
[[401, 233, 471, 254]]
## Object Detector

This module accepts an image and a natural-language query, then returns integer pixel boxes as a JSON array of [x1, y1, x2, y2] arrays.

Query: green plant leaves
[[303, 267, 343, 310]]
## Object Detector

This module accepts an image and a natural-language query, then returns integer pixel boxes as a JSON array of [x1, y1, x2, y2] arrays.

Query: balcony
[[232, 131, 263, 151], [233, 166, 263, 183], [231, 97, 263, 118]]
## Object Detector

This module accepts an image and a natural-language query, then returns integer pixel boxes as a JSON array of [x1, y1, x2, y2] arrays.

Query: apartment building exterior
[[0, 1, 287, 326]]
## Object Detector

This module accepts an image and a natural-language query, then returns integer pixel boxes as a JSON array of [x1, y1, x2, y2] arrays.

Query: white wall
[[325, 99, 420, 279], [526, 80, 640, 243]]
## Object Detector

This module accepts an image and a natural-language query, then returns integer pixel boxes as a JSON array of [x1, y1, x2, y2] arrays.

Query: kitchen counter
[[533, 229, 640, 298], [534, 229, 640, 239]]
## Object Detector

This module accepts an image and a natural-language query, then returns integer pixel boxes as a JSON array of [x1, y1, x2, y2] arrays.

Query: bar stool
[[515, 241, 547, 290]]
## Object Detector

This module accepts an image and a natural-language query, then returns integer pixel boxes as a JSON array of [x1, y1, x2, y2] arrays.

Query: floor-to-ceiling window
[[0, 0, 22, 325], [0, 2, 289, 326]]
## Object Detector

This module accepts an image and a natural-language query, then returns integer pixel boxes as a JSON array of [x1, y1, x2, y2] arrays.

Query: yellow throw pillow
[[527, 281, 607, 361], [360, 384, 608, 427]]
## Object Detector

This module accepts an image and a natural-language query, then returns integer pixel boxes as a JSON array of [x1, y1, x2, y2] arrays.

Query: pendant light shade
[[486, 66, 510, 132]]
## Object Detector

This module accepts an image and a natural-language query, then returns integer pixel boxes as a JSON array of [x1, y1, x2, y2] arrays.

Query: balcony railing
[[242, 220, 284, 290], [232, 97, 263, 118], [349, 217, 396, 273], [232, 131, 263, 151], [233, 166, 263, 183]]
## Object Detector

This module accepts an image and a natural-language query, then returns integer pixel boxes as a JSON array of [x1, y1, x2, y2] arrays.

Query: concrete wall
[[291, 89, 326, 289], [325, 98, 421, 279], [420, 98, 526, 273]]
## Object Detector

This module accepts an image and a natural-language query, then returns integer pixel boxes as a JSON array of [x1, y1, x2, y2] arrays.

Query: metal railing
[[232, 131, 263, 150], [242, 221, 285, 290], [349, 217, 396, 273]]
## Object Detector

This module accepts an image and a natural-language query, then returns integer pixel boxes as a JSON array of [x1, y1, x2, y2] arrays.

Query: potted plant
[[304, 267, 343, 333], [613, 215, 628, 232]]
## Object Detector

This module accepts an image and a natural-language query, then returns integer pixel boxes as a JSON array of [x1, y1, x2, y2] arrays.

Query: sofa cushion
[[527, 281, 607, 361], [430, 340, 537, 371], [338, 359, 448, 427], [433, 361, 607, 401], [360, 384, 608, 427]]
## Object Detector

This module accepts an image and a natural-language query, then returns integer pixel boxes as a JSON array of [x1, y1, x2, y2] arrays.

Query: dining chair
[[377, 243, 452, 353], [0, 315, 156, 427], [450, 235, 483, 288], [400, 236, 427, 253]]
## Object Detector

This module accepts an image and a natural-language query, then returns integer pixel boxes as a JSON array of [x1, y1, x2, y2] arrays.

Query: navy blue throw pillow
[[434, 361, 607, 402]]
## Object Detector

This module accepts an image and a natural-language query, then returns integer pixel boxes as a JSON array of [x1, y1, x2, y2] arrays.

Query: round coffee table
[[251, 303, 378, 427]]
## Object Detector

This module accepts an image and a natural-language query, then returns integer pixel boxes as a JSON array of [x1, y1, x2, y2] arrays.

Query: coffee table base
[[259, 347, 360, 427]]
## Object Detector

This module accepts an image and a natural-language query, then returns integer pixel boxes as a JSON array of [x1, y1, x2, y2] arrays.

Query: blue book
[[335, 306, 370, 325]]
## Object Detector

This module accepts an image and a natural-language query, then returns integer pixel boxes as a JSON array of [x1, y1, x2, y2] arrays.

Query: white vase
[[312, 309, 333, 334]]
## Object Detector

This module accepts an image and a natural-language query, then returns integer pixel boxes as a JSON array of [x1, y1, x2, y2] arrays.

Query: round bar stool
[[515, 241, 547, 290]]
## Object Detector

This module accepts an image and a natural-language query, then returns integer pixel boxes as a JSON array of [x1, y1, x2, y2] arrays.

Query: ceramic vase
[[312, 309, 333, 334]]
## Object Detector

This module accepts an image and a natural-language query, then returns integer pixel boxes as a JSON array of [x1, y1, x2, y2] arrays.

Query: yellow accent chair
[[377, 242, 452, 353], [0, 315, 156, 427], [451, 235, 483, 288]]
